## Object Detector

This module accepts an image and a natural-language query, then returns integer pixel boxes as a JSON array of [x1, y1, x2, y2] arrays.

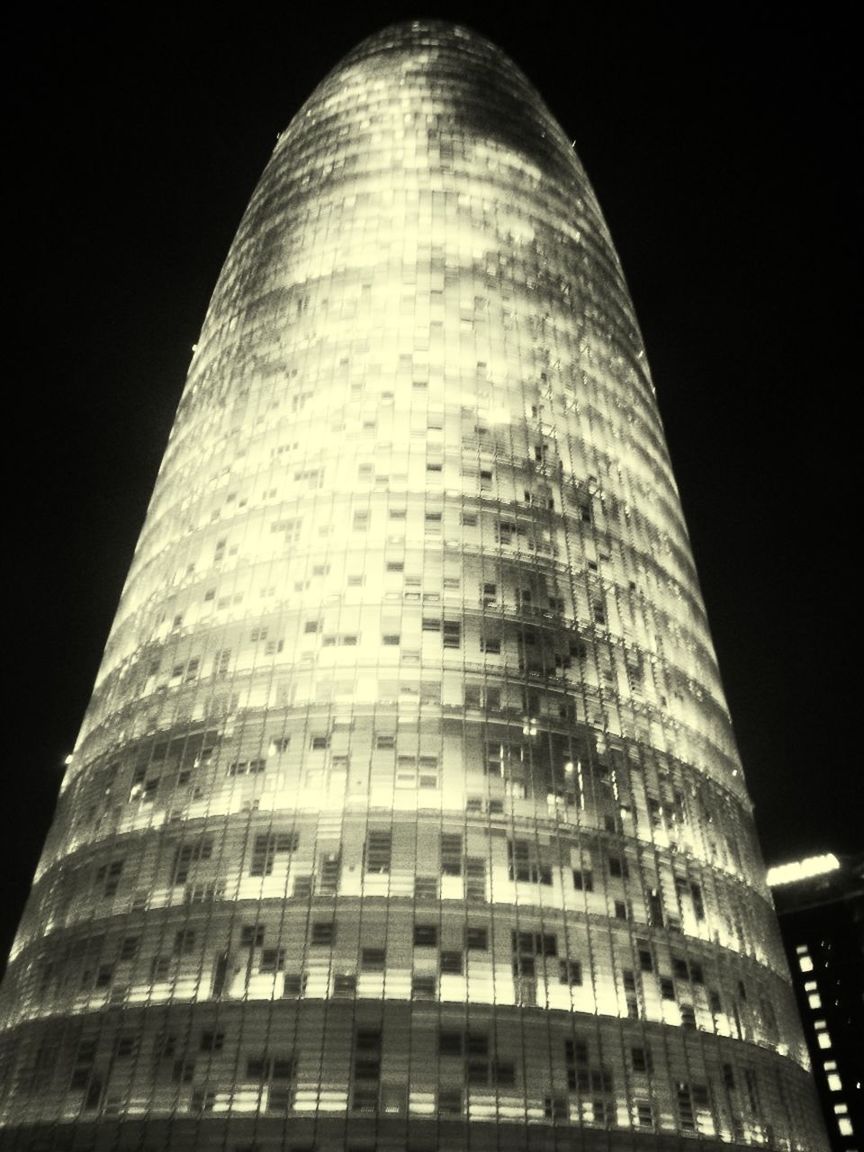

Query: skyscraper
[[0, 19, 828, 1152]]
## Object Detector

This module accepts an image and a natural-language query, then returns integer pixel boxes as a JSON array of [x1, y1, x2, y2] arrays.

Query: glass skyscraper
[[0, 21, 827, 1152]]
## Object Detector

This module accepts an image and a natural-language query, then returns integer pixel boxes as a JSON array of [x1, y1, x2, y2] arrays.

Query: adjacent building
[[769, 852, 864, 1152], [0, 21, 828, 1152]]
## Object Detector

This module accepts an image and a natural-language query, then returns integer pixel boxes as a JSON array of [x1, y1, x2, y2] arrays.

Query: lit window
[[814, 1020, 832, 1049]]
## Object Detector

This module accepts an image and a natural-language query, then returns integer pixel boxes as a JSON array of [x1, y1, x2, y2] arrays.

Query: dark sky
[[4, 3, 860, 967]]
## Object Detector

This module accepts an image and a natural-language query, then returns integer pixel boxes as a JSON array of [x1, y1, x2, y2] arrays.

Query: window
[[466, 926, 488, 951], [365, 830, 392, 873], [172, 839, 212, 885], [151, 956, 171, 981], [319, 852, 341, 894], [282, 973, 306, 998], [411, 974, 436, 1000], [545, 1094, 568, 1121], [250, 831, 297, 876], [361, 948, 386, 971], [638, 947, 654, 973], [565, 1037, 588, 1066], [174, 929, 196, 955], [414, 923, 438, 947], [573, 869, 593, 892], [118, 936, 139, 961], [660, 977, 675, 1000], [97, 859, 125, 896], [439, 1030, 462, 1056], [465, 857, 487, 903], [440, 951, 463, 975], [310, 921, 335, 946], [259, 948, 285, 973], [672, 956, 689, 980], [636, 1100, 654, 1127], [173, 1059, 196, 1084], [241, 924, 265, 948], [333, 973, 357, 997], [200, 1031, 225, 1052], [559, 960, 583, 986], [292, 875, 312, 898], [442, 620, 461, 648], [509, 839, 552, 884], [438, 1088, 462, 1115], [631, 1046, 652, 1073], [441, 832, 463, 876], [114, 1035, 138, 1058], [608, 855, 628, 879], [415, 876, 438, 899]]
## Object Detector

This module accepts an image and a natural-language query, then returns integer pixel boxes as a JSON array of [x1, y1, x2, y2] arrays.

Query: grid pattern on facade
[[0, 19, 827, 1152]]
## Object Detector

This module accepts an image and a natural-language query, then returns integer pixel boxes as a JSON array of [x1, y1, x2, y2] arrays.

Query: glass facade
[[0, 21, 827, 1152]]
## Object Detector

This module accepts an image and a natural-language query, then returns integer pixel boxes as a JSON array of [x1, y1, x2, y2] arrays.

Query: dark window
[[564, 1038, 588, 1065], [361, 948, 386, 971], [310, 921, 335, 946], [260, 948, 285, 973], [632, 1046, 652, 1073], [174, 929, 196, 955], [465, 926, 488, 950], [411, 975, 436, 1000], [672, 956, 689, 980], [438, 1088, 462, 1115], [414, 923, 438, 947], [608, 855, 628, 879], [250, 832, 297, 876], [573, 869, 593, 892], [559, 960, 583, 986]]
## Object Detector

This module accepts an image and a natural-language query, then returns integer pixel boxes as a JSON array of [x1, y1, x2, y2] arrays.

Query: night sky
[[4, 4, 859, 969]]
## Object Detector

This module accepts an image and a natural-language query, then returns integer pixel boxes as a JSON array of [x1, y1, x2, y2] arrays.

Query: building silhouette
[[0, 21, 828, 1152], [768, 852, 864, 1151]]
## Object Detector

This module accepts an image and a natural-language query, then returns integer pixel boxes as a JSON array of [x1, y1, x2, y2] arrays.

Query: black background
[[4, 2, 860, 969]]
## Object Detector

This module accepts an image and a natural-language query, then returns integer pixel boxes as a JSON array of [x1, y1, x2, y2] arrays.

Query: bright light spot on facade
[[766, 853, 840, 887]]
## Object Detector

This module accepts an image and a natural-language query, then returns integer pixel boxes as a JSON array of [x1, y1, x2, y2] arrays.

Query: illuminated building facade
[[0, 21, 828, 1152], [769, 853, 864, 1151]]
